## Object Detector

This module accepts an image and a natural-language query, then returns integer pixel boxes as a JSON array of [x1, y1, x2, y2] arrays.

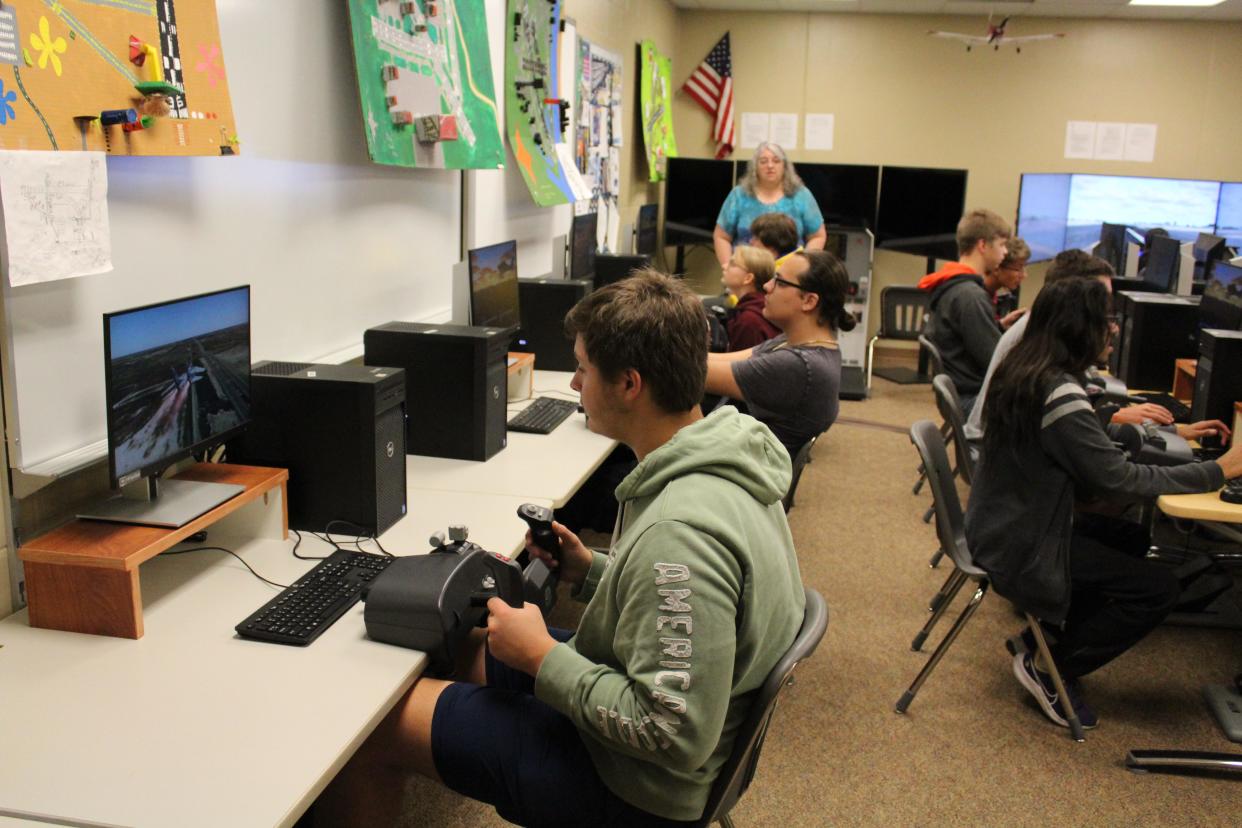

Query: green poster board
[[505, 0, 574, 206], [639, 40, 676, 182], [346, 0, 503, 170]]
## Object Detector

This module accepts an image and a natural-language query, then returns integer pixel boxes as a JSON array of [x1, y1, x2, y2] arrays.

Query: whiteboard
[[0, 0, 462, 474]]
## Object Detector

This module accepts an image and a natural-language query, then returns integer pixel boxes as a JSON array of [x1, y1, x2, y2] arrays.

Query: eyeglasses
[[770, 276, 806, 292]]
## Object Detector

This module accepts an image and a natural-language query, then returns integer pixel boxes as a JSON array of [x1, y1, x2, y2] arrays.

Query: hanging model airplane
[[928, 15, 1066, 53]]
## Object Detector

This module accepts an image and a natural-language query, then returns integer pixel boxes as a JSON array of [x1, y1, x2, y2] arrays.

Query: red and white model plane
[[928, 15, 1066, 52]]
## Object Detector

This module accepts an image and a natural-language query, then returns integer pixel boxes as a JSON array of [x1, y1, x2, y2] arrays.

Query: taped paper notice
[[0, 150, 112, 286], [1064, 121, 1095, 160], [740, 113, 770, 149], [805, 113, 834, 151], [769, 113, 798, 150]]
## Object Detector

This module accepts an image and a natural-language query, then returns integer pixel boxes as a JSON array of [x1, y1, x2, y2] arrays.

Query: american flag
[[682, 33, 735, 159]]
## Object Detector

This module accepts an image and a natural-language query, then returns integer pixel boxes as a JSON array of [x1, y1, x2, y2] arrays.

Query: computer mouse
[[1221, 486, 1242, 505]]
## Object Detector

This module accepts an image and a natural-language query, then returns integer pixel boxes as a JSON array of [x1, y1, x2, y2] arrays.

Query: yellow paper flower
[[30, 16, 67, 77]]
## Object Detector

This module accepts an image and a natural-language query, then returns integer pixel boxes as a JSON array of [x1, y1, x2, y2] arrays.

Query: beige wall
[[670, 11, 1242, 336], [564, 0, 680, 238]]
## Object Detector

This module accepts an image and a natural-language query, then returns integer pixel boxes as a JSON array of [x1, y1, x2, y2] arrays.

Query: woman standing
[[713, 142, 827, 267]]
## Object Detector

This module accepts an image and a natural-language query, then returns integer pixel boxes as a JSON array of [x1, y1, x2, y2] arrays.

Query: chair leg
[[922, 503, 934, 524], [1025, 614, 1085, 742], [719, 814, 736, 828], [912, 464, 927, 495], [896, 581, 988, 713], [929, 547, 945, 568], [914, 568, 967, 650]]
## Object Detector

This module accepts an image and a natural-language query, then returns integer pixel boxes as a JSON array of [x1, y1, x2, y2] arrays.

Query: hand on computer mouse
[[1114, 403, 1174, 426], [1178, 419, 1231, 444]]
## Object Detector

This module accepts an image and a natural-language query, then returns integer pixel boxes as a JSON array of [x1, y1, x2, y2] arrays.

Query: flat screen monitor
[[795, 163, 879, 231], [594, 254, 651, 289], [1016, 173, 1071, 262], [90, 286, 252, 527], [468, 240, 521, 331], [1142, 234, 1181, 293], [1096, 222, 1129, 273], [1192, 232, 1228, 281], [664, 158, 736, 246], [1065, 174, 1220, 249], [1200, 260, 1242, 332], [570, 212, 598, 280], [1214, 182, 1242, 248], [635, 204, 659, 256], [875, 166, 968, 261]]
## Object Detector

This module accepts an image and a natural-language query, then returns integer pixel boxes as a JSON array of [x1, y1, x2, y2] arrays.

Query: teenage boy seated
[[919, 209, 1023, 415], [749, 212, 800, 265], [705, 250, 853, 457], [966, 249, 1221, 443], [316, 271, 806, 828], [721, 245, 780, 351]]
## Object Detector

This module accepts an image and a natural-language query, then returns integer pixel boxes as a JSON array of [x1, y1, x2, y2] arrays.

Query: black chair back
[[782, 435, 818, 512], [918, 333, 945, 377], [908, 420, 983, 578], [931, 374, 976, 485], [697, 588, 829, 827], [878, 286, 931, 341]]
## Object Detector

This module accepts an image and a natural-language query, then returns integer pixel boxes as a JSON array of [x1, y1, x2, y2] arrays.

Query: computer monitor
[[594, 253, 651, 289], [1016, 173, 1071, 262], [874, 166, 968, 262], [1200, 260, 1242, 332], [635, 203, 659, 256], [1142, 234, 1182, 293], [1065, 174, 1220, 248], [569, 212, 598, 280], [1214, 181, 1242, 248], [90, 286, 252, 526], [1192, 232, 1229, 281], [468, 240, 521, 331], [664, 157, 736, 246], [795, 163, 880, 231], [1096, 223, 1129, 273]]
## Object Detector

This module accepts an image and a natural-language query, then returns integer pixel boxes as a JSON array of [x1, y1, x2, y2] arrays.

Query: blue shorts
[[431, 628, 697, 828]]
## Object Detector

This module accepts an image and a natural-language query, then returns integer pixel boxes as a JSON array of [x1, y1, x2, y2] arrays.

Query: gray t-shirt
[[731, 334, 841, 456], [964, 312, 1028, 441]]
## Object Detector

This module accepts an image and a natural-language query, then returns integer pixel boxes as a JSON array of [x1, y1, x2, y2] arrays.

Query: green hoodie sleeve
[[571, 550, 611, 603], [534, 519, 743, 772]]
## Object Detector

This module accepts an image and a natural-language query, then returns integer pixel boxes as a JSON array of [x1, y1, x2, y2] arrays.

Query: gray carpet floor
[[392, 376, 1242, 827]]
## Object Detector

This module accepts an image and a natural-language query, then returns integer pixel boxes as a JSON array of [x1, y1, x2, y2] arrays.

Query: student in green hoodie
[[319, 271, 806, 828]]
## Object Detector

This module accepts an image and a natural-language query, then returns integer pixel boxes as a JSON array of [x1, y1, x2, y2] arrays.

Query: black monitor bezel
[[1141, 234, 1181, 293], [569, 212, 598, 280], [794, 162, 880, 231], [664, 157, 737, 246], [1200, 261, 1242, 331], [102, 284, 252, 488], [874, 165, 969, 261], [467, 239, 521, 331]]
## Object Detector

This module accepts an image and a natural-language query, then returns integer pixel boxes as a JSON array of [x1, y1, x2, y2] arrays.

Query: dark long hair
[[982, 278, 1111, 453], [797, 250, 856, 333]]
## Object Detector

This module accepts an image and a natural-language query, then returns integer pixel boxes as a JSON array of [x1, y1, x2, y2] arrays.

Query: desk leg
[[24, 562, 142, 639]]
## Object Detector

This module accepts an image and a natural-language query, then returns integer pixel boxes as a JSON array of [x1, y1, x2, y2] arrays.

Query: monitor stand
[[78, 477, 245, 528]]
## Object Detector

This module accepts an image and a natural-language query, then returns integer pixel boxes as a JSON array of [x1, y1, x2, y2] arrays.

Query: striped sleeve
[[1041, 382, 1094, 430]]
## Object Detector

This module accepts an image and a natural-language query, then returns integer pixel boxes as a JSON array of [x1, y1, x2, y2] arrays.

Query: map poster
[[0, 0, 238, 156], [347, 0, 503, 170], [639, 40, 676, 182], [505, 0, 574, 207]]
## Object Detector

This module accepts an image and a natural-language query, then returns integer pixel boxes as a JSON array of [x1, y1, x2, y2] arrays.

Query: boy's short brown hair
[[1045, 249, 1115, 284], [749, 213, 799, 256], [564, 269, 707, 413], [956, 208, 1012, 256], [999, 238, 1030, 270]]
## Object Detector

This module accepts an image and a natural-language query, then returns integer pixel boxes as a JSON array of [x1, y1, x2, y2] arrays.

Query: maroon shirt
[[726, 292, 781, 352]]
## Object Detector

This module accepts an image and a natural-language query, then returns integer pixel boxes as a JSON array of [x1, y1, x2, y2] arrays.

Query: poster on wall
[[506, 0, 575, 206], [346, 0, 504, 169], [639, 40, 676, 182], [0, 0, 238, 156], [575, 38, 623, 249]]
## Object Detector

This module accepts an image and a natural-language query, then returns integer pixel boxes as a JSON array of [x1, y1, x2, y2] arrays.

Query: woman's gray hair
[[739, 142, 804, 198]]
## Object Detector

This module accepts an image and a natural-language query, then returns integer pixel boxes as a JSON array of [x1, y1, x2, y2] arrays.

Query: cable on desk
[[163, 545, 295, 589], [310, 520, 393, 557], [290, 529, 330, 561]]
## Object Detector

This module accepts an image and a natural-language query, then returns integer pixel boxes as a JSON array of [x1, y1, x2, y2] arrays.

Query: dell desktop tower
[[1114, 293, 1200, 392], [230, 362, 408, 536], [1190, 329, 1242, 425], [364, 322, 509, 461], [517, 278, 591, 372]]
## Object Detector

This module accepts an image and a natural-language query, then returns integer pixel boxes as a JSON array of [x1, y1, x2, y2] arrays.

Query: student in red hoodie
[[721, 245, 781, 351], [918, 209, 1024, 415]]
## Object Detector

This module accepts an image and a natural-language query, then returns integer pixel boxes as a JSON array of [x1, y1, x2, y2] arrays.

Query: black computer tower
[[517, 278, 591, 372], [231, 362, 408, 536], [1115, 293, 1200, 392], [364, 322, 508, 461], [1190, 329, 1242, 424], [593, 254, 651, 289]]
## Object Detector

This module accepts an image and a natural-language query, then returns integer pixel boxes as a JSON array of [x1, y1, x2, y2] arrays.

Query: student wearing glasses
[[705, 250, 852, 457], [713, 142, 826, 268]]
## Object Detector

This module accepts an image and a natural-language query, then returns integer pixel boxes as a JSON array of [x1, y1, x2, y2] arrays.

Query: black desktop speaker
[[364, 322, 509, 461], [593, 254, 651, 289], [1190, 329, 1242, 425], [230, 362, 408, 536], [1115, 293, 1200, 392], [517, 278, 591, 371]]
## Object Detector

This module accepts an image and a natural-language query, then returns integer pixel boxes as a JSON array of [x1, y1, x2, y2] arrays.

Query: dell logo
[[386, 441, 395, 458]]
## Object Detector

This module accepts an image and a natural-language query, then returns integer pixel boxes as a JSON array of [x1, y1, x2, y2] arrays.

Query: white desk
[[0, 490, 545, 828], [408, 370, 617, 507]]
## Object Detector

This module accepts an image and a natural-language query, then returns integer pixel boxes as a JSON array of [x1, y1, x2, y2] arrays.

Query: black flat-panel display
[[664, 158, 736, 246], [875, 166, 968, 261]]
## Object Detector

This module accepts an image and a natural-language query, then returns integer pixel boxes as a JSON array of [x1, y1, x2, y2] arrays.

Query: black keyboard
[[235, 550, 393, 645], [507, 396, 578, 434], [1138, 392, 1192, 424]]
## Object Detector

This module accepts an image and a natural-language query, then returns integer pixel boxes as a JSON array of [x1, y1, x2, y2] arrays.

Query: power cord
[[162, 545, 294, 589]]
